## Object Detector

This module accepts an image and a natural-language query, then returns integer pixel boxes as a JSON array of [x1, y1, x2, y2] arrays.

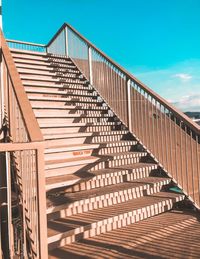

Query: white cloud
[[173, 73, 192, 81], [172, 94, 200, 112], [131, 59, 200, 112]]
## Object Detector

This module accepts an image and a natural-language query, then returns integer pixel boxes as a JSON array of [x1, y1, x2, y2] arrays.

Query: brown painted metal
[[45, 23, 200, 208], [0, 29, 47, 258]]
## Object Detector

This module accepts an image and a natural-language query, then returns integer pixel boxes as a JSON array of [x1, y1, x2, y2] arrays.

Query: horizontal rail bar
[[0, 141, 45, 152], [6, 39, 46, 47]]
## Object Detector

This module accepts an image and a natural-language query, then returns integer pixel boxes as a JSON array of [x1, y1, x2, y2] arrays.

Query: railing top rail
[[58, 23, 199, 134], [0, 141, 45, 152], [0, 30, 44, 142], [6, 39, 46, 47]]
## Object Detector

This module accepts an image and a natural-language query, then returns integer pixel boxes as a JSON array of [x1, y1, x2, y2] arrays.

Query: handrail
[[62, 23, 199, 134], [0, 30, 43, 141]]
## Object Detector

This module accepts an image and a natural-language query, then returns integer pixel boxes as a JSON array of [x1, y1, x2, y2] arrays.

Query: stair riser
[[44, 136, 89, 144], [41, 126, 123, 134], [22, 77, 87, 85], [70, 166, 158, 192], [16, 64, 80, 74], [30, 100, 105, 109], [44, 133, 130, 144], [13, 52, 70, 60], [25, 87, 94, 96], [45, 162, 96, 177], [34, 110, 108, 117], [48, 195, 184, 250], [38, 117, 115, 124], [21, 73, 84, 80], [47, 180, 170, 220], [14, 59, 76, 68], [89, 156, 144, 171], [45, 144, 135, 161], [19, 69, 81, 78], [28, 96, 102, 105], [45, 153, 145, 172], [91, 134, 131, 143], [13, 55, 72, 65], [45, 149, 94, 161]]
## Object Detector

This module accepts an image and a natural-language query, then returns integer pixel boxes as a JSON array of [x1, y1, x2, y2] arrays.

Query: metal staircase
[[0, 24, 200, 258]]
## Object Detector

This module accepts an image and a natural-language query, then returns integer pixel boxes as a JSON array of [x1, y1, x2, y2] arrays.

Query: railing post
[[0, 48, 4, 141], [127, 78, 132, 132], [88, 46, 93, 85], [65, 26, 69, 57], [37, 145, 48, 258]]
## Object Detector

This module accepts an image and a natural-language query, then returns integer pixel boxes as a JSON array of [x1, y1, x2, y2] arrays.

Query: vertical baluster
[[190, 129, 195, 201], [6, 151, 14, 257], [196, 135, 200, 206], [127, 78, 132, 132]]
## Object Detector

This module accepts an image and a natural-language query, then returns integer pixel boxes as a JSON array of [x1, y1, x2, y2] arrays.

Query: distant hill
[[185, 112, 200, 119]]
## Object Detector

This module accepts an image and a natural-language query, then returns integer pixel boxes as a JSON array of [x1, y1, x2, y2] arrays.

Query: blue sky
[[3, 0, 200, 111]]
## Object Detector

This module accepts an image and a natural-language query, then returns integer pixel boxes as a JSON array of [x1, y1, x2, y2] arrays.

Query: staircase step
[[44, 130, 132, 144], [46, 177, 171, 216], [38, 116, 115, 125], [20, 71, 84, 81], [28, 95, 102, 104], [16, 63, 81, 74], [45, 143, 99, 161], [45, 155, 100, 170], [70, 162, 158, 192], [13, 58, 77, 68], [30, 100, 107, 110], [45, 155, 100, 178], [35, 109, 108, 117], [49, 210, 199, 259], [12, 52, 71, 63], [25, 85, 94, 95], [44, 140, 137, 161], [21, 77, 87, 85], [47, 192, 184, 249], [89, 151, 148, 171], [24, 81, 93, 90], [26, 89, 97, 98]]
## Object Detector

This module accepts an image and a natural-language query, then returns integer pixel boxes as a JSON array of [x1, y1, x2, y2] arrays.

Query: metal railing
[[2, 22, 200, 258], [46, 23, 200, 209], [0, 30, 47, 258], [7, 39, 46, 52]]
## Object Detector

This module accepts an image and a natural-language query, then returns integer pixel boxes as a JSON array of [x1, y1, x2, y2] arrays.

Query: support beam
[[127, 78, 132, 132], [65, 27, 69, 57], [88, 46, 93, 85]]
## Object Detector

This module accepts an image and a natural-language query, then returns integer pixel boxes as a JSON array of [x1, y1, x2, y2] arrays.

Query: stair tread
[[45, 155, 98, 166], [48, 210, 199, 259], [47, 191, 184, 238], [46, 176, 170, 208], [89, 162, 158, 176], [45, 143, 99, 152], [45, 140, 137, 151], [40, 122, 120, 128], [44, 130, 130, 140]]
